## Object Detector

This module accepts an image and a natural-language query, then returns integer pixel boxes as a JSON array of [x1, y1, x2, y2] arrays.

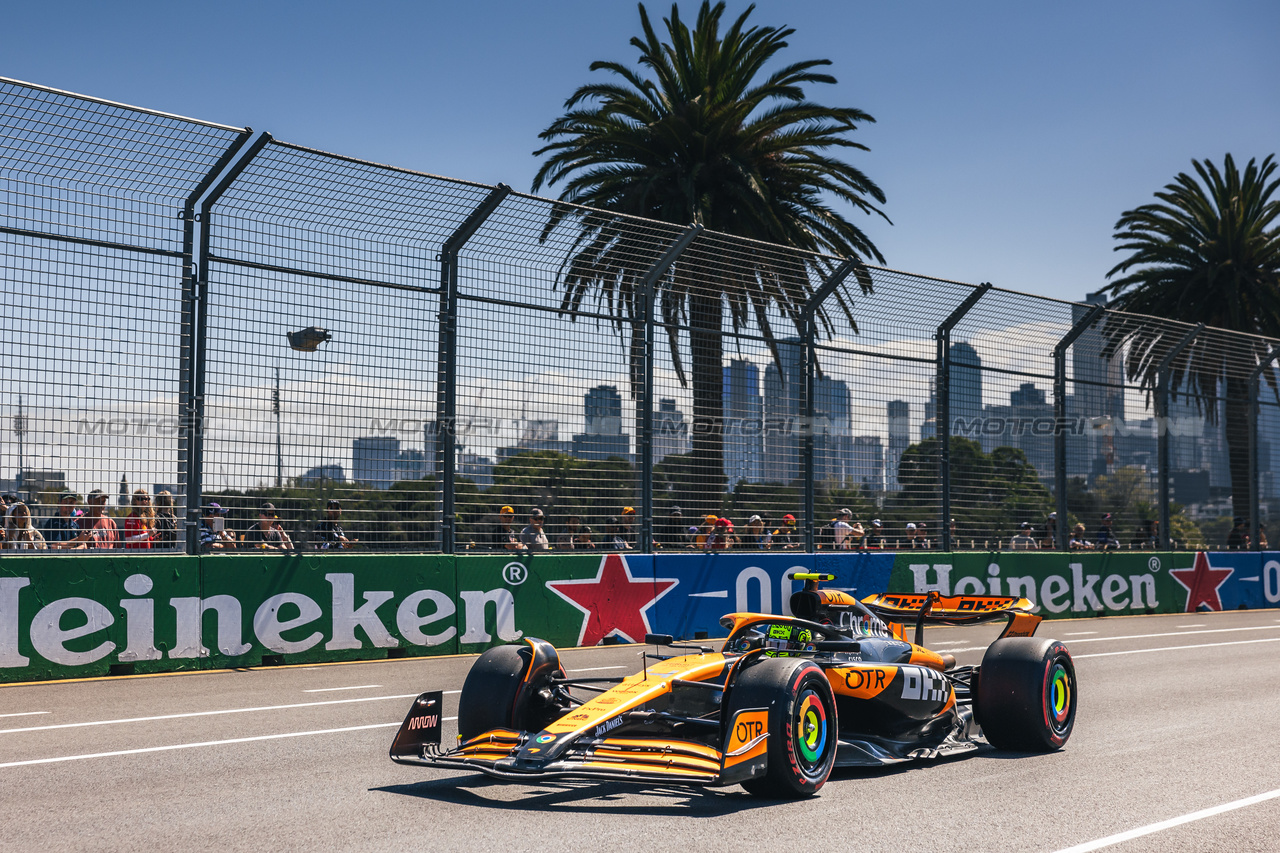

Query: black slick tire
[[727, 657, 837, 798], [457, 642, 561, 741], [976, 637, 1077, 752]]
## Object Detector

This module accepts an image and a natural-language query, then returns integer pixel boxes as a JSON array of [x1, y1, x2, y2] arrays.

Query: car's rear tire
[[457, 640, 562, 741], [976, 637, 1076, 751], [728, 658, 837, 798]]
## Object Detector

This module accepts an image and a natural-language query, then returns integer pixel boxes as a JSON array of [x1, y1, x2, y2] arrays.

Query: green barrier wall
[[0, 552, 617, 683]]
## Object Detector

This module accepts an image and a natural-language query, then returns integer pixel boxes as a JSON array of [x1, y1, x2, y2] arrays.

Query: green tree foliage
[[887, 437, 1052, 546], [1101, 154, 1280, 525], [532, 1, 888, 514]]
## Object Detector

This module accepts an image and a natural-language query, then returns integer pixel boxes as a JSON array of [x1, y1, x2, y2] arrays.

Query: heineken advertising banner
[[3, 550, 1277, 683], [886, 551, 1280, 616]]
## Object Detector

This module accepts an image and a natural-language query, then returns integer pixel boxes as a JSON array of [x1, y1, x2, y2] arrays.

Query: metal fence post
[[1155, 323, 1203, 550], [1248, 348, 1280, 550], [1053, 303, 1106, 550], [935, 283, 991, 551], [183, 131, 269, 554], [637, 226, 702, 553], [436, 184, 510, 553], [799, 257, 866, 553]]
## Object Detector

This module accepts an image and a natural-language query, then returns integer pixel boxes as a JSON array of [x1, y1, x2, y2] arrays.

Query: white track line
[[1063, 631, 1098, 636], [0, 712, 49, 719], [1075, 636, 1280, 658], [0, 694, 419, 735], [1052, 787, 1280, 853], [302, 685, 382, 693], [0, 722, 402, 769], [1066, 625, 1280, 643]]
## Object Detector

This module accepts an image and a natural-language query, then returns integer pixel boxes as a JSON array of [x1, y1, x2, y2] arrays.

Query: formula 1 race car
[[390, 574, 1077, 798]]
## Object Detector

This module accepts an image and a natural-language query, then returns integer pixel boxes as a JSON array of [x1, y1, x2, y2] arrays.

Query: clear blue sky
[[6, 0, 1278, 304]]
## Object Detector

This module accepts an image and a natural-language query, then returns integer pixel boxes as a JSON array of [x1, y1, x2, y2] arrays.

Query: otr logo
[[735, 718, 765, 744]]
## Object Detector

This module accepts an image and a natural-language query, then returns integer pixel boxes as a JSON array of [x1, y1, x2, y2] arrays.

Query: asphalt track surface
[[4, 610, 1280, 853]]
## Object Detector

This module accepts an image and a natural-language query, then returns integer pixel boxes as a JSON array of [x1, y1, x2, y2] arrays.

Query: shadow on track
[[373, 775, 790, 816]]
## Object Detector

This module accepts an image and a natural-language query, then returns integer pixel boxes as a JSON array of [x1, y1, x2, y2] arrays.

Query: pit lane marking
[[1060, 624, 1280, 644], [302, 685, 383, 693], [0, 722, 404, 769], [1051, 786, 1280, 852], [0, 712, 50, 719], [1075, 636, 1280, 659], [0, 694, 423, 735]]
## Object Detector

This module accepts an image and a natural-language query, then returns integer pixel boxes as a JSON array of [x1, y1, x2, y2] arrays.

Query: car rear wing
[[860, 591, 1043, 646]]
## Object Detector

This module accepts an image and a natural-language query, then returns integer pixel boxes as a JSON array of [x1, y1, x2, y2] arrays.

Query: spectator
[[519, 508, 551, 551], [773, 514, 800, 550], [724, 518, 739, 549], [483, 505, 522, 551], [619, 506, 637, 549], [743, 515, 772, 549], [1134, 519, 1158, 549], [153, 490, 179, 549], [865, 519, 886, 550], [313, 499, 356, 549], [1041, 512, 1058, 549], [245, 502, 293, 550], [574, 525, 596, 549], [4, 502, 47, 550], [1010, 522, 1039, 550], [557, 513, 583, 550], [846, 521, 867, 550], [704, 517, 731, 550], [66, 489, 119, 549], [695, 514, 717, 549], [198, 504, 233, 551], [1096, 513, 1120, 550], [42, 492, 82, 548], [123, 488, 155, 549], [833, 509, 855, 549], [661, 507, 685, 549], [605, 517, 631, 551], [949, 518, 958, 547], [0, 493, 8, 546], [1259, 523, 1269, 550], [1069, 523, 1093, 550], [1226, 517, 1249, 550]]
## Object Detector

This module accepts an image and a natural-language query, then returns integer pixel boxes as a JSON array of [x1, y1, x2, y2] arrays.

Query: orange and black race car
[[390, 573, 1077, 798]]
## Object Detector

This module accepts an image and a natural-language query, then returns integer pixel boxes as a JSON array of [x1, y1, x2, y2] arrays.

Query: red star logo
[[546, 554, 678, 646], [1170, 552, 1234, 612]]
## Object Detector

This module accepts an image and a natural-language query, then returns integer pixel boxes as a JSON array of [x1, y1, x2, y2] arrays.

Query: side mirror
[[644, 633, 674, 646]]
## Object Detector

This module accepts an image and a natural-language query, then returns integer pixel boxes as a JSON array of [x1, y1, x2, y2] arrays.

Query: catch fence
[[2, 77, 1277, 555]]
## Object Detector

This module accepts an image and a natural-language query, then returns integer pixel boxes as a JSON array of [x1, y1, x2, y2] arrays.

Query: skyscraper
[[887, 400, 909, 491], [572, 385, 630, 461], [653, 398, 689, 465], [353, 436, 400, 489], [762, 340, 804, 483], [723, 359, 763, 484], [921, 341, 984, 441]]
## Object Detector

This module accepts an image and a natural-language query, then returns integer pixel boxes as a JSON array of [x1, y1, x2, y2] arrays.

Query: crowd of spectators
[[0, 489, 1265, 553]]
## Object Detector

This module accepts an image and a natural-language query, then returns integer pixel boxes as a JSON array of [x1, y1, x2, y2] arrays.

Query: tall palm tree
[[1100, 154, 1280, 529], [531, 1, 889, 512]]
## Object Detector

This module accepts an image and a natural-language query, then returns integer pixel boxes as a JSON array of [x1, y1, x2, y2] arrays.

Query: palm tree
[[531, 1, 888, 513], [1100, 154, 1280, 529]]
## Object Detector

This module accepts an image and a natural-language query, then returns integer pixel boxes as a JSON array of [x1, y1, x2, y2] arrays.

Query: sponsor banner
[[816, 552, 897, 599], [197, 553, 461, 666], [650, 553, 814, 640], [886, 551, 1280, 616], [454, 553, 659, 652], [0, 555, 202, 682]]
